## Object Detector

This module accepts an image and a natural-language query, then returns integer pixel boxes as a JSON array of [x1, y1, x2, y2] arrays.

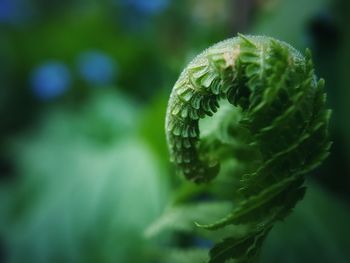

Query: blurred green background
[[0, 0, 349, 262]]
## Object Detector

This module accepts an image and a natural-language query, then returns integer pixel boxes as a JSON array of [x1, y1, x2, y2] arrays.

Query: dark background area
[[0, 0, 349, 262]]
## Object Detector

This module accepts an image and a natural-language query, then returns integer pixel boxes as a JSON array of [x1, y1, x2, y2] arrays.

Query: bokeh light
[[118, 0, 169, 15], [77, 51, 117, 87], [30, 61, 71, 100]]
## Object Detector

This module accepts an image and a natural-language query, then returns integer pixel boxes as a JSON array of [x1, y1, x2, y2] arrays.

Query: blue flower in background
[[0, 0, 17, 22], [115, 0, 170, 30], [119, 0, 169, 15], [30, 62, 71, 100], [77, 51, 117, 87], [0, 0, 31, 25], [193, 237, 214, 249]]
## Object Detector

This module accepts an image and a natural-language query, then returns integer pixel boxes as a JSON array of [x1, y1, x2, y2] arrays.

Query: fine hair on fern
[[164, 34, 331, 263]]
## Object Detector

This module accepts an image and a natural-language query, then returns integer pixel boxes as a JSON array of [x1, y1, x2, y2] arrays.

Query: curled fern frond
[[165, 34, 331, 262]]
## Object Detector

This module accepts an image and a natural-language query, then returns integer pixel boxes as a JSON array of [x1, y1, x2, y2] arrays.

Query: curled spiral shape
[[165, 34, 331, 262]]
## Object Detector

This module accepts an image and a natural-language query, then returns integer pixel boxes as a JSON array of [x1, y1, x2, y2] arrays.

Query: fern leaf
[[165, 34, 331, 262]]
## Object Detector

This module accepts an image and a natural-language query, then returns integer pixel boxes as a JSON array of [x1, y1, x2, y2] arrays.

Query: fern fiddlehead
[[165, 34, 331, 262]]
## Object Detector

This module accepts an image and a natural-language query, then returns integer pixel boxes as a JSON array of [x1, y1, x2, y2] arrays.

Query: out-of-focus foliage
[[0, 91, 168, 262], [261, 181, 350, 263], [0, 0, 349, 262]]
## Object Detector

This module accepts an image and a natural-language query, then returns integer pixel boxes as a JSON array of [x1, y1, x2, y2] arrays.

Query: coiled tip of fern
[[166, 34, 330, 186], [165, 34, 331, 263]]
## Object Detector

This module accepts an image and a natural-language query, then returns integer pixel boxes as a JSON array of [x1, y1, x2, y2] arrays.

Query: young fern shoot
[[165, 34, 331, 263]]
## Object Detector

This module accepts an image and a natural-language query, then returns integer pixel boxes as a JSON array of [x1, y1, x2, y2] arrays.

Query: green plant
[[165, 34, 331, 263]]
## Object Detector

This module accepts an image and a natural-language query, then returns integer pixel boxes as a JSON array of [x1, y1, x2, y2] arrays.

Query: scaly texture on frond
[[165, 34, 331, 262]]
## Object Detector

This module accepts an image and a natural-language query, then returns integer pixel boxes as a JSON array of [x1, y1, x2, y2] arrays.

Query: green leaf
[[145, 202, 232, 237], [209, 228, 270, 263], [195, 176, 302, 230]]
